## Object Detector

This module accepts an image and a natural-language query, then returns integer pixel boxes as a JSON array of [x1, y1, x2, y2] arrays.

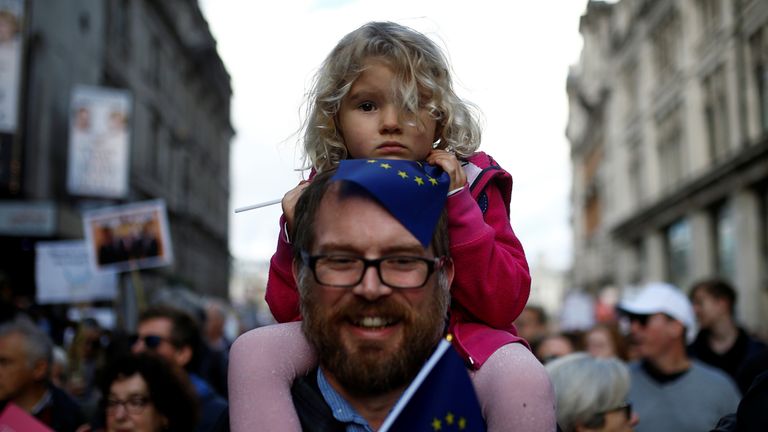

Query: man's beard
[[300, 271, 448, 397]]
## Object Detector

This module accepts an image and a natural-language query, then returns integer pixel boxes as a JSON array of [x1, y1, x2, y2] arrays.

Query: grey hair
[[545, 352, 630, 432], [0, 316, 54, 371]]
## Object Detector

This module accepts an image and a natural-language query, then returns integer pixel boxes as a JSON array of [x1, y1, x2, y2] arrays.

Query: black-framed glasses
[[128, 334, 171, 350], [106, 396, 151, 415], [583, 402, 632, 428], [300, 251, 445, 289]]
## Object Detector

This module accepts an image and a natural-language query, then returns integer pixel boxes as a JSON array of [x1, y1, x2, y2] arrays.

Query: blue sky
[[200, 1, 587, 270]]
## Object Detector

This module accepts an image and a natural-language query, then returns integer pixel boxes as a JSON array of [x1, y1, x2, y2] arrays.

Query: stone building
[[0, 0, 233, 303], [567, 0, 768, 335]]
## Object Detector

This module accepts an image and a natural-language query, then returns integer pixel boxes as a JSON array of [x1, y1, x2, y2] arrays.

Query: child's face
[[338, 58, 437, 161]]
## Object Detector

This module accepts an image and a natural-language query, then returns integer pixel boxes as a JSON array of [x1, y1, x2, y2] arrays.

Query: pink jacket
[[265, 152, 530, 369]]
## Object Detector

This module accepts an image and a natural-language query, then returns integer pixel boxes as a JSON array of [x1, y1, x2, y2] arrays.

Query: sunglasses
[[626, 313, 674, 327], [128, 334, 171, 349]]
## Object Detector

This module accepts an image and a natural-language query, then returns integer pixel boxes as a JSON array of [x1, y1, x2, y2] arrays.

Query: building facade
[[0, 0, 233, 304], [567, 0, 768, 336]]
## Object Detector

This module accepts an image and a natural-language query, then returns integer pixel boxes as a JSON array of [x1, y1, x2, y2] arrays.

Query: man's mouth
[[351, 316, 398, 330]]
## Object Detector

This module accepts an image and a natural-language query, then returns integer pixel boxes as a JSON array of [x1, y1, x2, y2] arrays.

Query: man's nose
[[352, 265, 392, 301]]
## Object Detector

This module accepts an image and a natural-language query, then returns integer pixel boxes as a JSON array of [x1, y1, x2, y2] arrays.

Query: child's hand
[[427, 149, 466, 191], [282, 180, 310, 232]]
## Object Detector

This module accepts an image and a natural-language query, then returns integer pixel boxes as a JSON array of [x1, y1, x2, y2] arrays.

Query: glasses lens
[[380, 257, 430, 288], [144, 335, 163, 349], [624, 402, 632, 419], [629, 314, 649, 326], [128, 334, 138, 346]]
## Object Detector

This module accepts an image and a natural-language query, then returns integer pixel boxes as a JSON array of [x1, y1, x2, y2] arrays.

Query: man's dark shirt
[[689, 327, 766, 393]]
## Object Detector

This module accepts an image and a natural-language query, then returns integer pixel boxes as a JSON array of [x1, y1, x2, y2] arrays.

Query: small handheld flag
[[331, 159, 450, 247], [379, 337, 486, 432]]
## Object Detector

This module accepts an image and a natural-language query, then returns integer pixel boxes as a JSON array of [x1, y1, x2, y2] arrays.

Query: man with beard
[[227, 163, 555, 432]]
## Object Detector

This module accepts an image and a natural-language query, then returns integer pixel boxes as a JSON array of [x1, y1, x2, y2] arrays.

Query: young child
[[229, 21, 553, 431]]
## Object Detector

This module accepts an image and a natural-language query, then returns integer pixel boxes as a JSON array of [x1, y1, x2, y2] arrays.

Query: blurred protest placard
[[0, 0, 24, 133], [35, 240, 118, 304], [83, 199, 173, 273], [66, 84, 132, 198]]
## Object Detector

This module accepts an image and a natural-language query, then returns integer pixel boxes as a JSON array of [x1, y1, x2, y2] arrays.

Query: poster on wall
[[35, 240, 118, 304], [0, 0, 24, 133], [82, 199, 173, 273], [66, 85, 132, 198]]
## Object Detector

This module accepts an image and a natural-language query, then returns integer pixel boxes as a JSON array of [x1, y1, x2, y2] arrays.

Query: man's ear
[[443, 257, 455, 288], [31, 359, 49, 382], [174, 345, 193, 368], [292, 258, 301, 285]]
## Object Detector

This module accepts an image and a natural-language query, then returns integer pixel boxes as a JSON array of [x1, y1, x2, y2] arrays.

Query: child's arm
[[470, 342, 556, 431], [428, 150, 530, 329], [446, 183, 531, 328], [265, 216, 302, 322], [265, 181, 311, 323], [228, 322, 316, 432]]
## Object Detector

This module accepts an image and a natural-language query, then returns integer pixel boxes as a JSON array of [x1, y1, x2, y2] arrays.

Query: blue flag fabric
[[330, 159, 450, 247], [380, 338, 486, 432]]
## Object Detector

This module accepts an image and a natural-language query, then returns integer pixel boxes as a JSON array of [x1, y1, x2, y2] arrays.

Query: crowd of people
[[517, 279, 768, 431], [0, 299, 233, 432]]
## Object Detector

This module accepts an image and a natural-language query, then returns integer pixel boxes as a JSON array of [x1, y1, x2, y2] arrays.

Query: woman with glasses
[[96, 353, 198, 432], [546, 352, 639, 432]]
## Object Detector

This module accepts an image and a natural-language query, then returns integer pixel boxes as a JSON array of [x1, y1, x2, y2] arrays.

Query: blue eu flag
[[330, 159, 450, 247], [379, 338, 486, 432]]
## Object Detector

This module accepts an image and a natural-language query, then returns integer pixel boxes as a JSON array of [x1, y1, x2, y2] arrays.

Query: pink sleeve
[[470, 343, 556, 431], [447, 184, 531, 329], [228, 322, 317, 432], [265, 215, 302, 323]]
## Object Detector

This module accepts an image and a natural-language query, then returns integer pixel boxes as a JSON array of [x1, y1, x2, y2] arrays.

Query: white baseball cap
[[617, 281, 697, 343]]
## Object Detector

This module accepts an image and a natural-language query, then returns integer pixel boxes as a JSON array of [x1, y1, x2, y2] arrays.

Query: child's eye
[[358, 102, 376, 112]]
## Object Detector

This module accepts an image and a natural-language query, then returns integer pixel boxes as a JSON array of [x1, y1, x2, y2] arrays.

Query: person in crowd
[[0, 316, 86, 432], [67, 317, 108, 421], [688, 277, 767, 393], [617, 281, 740, 432], [201, 298, 231, 398], [534, 332, 577, 364], [97, 352, 199, 432], [711, 369, 768, 432], [230, 165, 555, 431], [131, 305, 228, 432], [585, 322, 630, 361], [546, 352, 638, 431], [515, 304, 550, 346]]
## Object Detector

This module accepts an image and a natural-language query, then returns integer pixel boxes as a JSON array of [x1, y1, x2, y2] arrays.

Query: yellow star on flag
[[398, 170, 408, 179], [431, 418, 442, 430], [428, 176, 439, 186], [458, 417, 467, 430], [414, 176, 424, 186], [367, 159, 377, 163], [445, 412, 454, 425], [380, 163, 392, 169]]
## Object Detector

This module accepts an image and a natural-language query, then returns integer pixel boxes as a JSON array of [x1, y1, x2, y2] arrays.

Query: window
[[698, 0, 722, 37], [713, 202, 735, 281], [628, 138, 644, 203], [657, 106, 684, 189], [652, 11, 682, 86], [108, 0, 131, 58], [666, 219, 692, 289], [702, 66, 730, 162], [750, 28, 768, 133]]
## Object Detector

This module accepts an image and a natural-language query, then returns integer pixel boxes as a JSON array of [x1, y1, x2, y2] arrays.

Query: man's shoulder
[[291, 370, 346, 432], [689, 360, 741, 392]]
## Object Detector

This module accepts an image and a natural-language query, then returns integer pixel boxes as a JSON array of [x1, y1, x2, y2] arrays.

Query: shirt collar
[[317, 368, 374, 432]]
